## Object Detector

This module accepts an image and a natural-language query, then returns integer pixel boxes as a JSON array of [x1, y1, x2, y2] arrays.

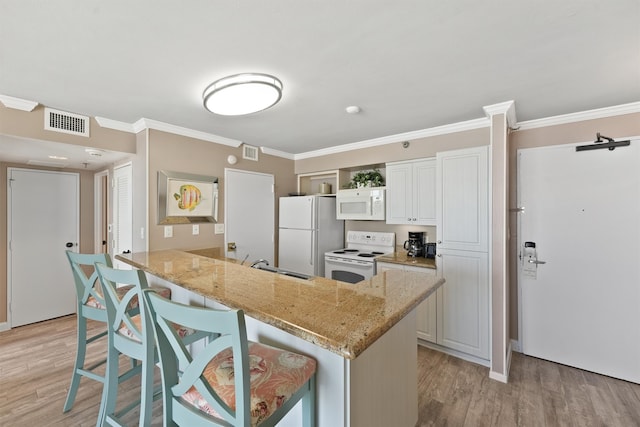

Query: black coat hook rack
[[576, 132, 631, 152]]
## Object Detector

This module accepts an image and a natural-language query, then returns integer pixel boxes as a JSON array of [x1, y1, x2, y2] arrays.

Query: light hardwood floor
[[1, 315, 639, 426]]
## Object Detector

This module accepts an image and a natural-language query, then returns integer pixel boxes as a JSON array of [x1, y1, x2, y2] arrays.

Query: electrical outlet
[[192, 224, 199, 235], [215, 224, 225, 234], [164, 225, 173, 238]]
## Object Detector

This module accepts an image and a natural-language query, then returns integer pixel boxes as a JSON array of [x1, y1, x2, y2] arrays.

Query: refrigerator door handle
[[310, 231, 314, 266]]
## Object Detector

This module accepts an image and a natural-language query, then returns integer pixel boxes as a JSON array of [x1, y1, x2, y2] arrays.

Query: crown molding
[[94, 116, 243, 148], [0, 94, 38, 112], [516, 101, 640, 131], [294, 117, 490, 160], [483, 100, 517, 128], [133, 118, 243, 148], [260, 146, 295, 159], [95, 116, 136, 132]]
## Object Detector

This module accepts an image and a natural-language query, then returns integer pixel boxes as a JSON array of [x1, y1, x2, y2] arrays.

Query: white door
[[518, 140, 640, 383], [8, 168, 79, 327], [224, 169, 274, 265], [112, 163, 132, 267], [94, 170, 109, 254]]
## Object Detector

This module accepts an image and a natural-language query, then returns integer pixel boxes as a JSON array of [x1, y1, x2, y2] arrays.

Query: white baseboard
[[488, 340, 513, 383], [510, 338, 521, 353], [0, 322, 10, 332], [417, 339, 490, 368]]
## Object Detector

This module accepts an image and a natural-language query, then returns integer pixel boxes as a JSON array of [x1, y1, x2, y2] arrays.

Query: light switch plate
[[164, 225, 173, 238], [192, 224, 199, 235], [215, 224, 224, 234]]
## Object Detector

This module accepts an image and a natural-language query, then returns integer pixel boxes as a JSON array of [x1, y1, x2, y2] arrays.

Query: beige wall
[[490, 113, 509, 377], [146, 129, 297, 252], [508, 112, 640, 341], [0, 104, 136, 154]]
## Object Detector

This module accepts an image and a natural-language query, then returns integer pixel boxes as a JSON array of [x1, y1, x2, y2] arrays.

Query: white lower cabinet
[[377, 252, 489, 361], [436, 248, 489, 360], [376, 262, 437, 342]]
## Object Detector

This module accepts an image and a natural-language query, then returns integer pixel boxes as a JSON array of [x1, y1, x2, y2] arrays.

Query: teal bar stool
[[95, 263, 206, 427], [143, 289, 317, 427], [63, 251, 130, 413]]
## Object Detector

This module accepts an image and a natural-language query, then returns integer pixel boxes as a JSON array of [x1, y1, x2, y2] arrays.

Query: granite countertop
[[116, 249, 444, 360], [376, 249, 437, 270]]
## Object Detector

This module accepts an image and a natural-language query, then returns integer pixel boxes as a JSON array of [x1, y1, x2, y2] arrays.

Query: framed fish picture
[[158, 170, 218, 224]]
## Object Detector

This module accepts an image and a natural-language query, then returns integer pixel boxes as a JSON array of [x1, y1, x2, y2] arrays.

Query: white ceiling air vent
[[243, 144, 259, 161], [44, 107, 90, 137]]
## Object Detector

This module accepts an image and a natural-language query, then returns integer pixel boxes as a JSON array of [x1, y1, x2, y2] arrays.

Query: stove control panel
[[346, 231, 396, 248]]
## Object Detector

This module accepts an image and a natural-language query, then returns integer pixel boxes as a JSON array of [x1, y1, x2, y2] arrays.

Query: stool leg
[[63, 312, 88, 412], [97, 345, 119, 427], [138, 357, 155, 426], [302, 374, 316, 427]]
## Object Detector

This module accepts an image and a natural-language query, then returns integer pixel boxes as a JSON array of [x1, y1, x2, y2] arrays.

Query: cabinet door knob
[[437, 254, 442, 257], [412, 218, 417, 221], [437, 240, 442, 244]]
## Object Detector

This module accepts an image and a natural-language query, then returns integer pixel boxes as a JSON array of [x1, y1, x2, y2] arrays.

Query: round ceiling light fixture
[[203, 73, 283, 116]]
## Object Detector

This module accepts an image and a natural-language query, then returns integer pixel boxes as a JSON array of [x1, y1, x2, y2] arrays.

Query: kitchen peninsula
[[116, 249, 444, 427]]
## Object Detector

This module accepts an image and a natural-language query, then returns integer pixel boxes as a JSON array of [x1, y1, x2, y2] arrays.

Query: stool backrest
[[143, 290, 251, 426], [65, 251, 112, 316], [95, 263, 152, 359]]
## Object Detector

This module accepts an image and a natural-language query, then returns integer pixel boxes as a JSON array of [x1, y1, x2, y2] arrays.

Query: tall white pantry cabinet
[[435, 145, 489, 361]]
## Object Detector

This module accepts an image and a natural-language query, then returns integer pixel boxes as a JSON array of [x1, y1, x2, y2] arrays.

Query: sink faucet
[[250, 259, 270, 268]]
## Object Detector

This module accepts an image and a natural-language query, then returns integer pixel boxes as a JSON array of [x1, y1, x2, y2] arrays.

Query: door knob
[[65, 242, 74, 248]]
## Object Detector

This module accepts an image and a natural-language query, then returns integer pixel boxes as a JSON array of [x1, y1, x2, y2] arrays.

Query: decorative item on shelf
[[346, 169, 385, 189], [319, 182, 332, 194]]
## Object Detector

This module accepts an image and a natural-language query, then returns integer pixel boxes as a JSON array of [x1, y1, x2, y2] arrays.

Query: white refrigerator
[[278, 196, 344, 277]]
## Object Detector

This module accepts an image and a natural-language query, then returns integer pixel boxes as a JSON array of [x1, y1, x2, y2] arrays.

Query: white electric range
[[324, 231, 395, 284]]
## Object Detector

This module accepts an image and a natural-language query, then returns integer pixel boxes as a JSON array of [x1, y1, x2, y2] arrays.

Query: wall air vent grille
[[243, 144, 259, 161], [44, 107, 90, 137]]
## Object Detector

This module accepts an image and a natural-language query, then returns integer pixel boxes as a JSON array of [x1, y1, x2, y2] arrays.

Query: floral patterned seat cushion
[[85, 286, 171, 310], [182, 342, 316, 426]]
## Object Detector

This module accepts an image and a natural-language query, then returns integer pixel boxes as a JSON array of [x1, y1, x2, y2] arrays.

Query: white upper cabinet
[[436, 146, 488, 252], [386, 158, 436, 225]]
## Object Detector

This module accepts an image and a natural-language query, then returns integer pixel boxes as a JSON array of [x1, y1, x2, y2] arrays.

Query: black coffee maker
[[403, 231, 425, 257]]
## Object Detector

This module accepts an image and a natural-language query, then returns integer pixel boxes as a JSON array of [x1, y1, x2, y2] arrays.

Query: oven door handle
[[325, 256, 372, 266]]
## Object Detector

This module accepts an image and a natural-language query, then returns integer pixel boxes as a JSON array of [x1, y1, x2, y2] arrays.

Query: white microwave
[[336, 187, 386, 220]]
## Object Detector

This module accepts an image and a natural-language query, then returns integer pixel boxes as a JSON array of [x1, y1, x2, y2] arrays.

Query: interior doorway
[[94, 170, 109, 254], [112, 163, 132, 268], [8, 168, 79, 327], [224, 168, 274, 265]]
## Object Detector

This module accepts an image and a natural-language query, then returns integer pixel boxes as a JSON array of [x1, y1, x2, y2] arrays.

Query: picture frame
[[158, 170, 218, 224]]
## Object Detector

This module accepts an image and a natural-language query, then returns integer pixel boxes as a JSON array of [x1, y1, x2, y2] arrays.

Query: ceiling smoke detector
[[85, 148, 104, 157]]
